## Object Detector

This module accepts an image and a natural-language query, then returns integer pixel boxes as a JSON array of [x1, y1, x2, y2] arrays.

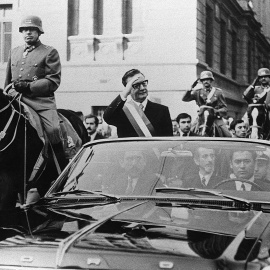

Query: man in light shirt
[[84, 114, 106, 141], [110, 150, 157, 195], [103, 69, 173, 137], [220, 150, 263, 191], [175, 113, 198, 137], [183, 147, 221, 189], [229, 119, 248, 138]]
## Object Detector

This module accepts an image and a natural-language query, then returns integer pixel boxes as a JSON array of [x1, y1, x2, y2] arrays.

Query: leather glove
[[191, 78, 199, 89], [252, 77, 259, 87], [13, 80, 30, 94]]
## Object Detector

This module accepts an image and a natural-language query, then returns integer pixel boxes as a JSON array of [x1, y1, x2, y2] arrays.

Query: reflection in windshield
[[50, 140, 270, 196]]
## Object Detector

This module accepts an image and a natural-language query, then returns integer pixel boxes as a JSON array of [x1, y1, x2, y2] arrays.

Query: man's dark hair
[[84, 114, 99, 126], [229, 119, 244, 131], [193, 146, 215, 160], [176, 113, 192, 124], [230, 150, 256, 162], [122, 69, 144, 86]]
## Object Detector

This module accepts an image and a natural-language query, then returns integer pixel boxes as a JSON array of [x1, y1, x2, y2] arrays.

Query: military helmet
[[258, 68, 270, 77], [200, 71, 214, 81], [19, 15, 44, 34]]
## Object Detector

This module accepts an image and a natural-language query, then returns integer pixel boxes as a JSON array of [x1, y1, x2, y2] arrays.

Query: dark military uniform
[[4, 40, 62, 144], [243, 85, 270, 106], [182, 87, 231, 137]]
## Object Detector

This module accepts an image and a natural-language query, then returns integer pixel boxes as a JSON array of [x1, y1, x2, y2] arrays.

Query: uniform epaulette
[[44, 45, 52, 49]]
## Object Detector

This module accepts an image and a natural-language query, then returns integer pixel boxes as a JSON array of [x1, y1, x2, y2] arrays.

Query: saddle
[[22, 103, 82, 159], [21, 103, 82, 182]]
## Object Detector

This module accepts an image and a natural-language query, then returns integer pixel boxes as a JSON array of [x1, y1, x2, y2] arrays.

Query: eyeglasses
[[132, 80, 148, 90]]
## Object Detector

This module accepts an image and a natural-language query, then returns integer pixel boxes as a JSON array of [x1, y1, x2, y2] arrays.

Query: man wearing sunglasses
[[104, 69, 173, 137]]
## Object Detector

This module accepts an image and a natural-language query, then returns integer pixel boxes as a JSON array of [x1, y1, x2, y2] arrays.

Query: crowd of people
[[4, 14, 270, 197], [83, 67, 269, 140], [8, 15, 269, 142]]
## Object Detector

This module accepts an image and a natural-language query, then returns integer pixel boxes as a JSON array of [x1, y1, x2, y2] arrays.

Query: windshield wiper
[[155, 187, 251, 209], [47, 189, 119, 201]]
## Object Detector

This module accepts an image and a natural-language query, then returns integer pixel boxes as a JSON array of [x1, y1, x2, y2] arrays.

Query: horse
[[0, 88, 88, 209], [195, 105, 216, 136], [246, 103, 269, 139], [194, 105, 231, 137]]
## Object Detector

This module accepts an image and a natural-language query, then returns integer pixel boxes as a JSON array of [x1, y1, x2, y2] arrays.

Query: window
[[93, 0, 103, 35], [67, 0, 79, 37], [122, 0, 132, 34], [231, 31, 237, 80], [220, 19, 227, 74], [248, 41, 253, 83], [205, 5, 214, 67], [0, 4, 12, 63], [67, 0, 79, 61]]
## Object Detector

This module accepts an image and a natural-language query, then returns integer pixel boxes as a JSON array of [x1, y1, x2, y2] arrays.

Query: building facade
[[0, 0, 269, 122]]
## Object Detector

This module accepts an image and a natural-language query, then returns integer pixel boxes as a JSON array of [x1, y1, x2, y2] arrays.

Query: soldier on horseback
[[182, 71, 231, 137], [243, 68, 270, 139], [4, 15, 66, 167], [243, 68, 270, 105]]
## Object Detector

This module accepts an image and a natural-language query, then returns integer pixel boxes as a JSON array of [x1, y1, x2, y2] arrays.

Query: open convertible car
[[2, 137, 270, 269]]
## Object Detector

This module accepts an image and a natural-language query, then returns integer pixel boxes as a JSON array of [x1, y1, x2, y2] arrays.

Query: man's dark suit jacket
[[109, 171, 158, 195], [215, 179, 270, 191], [182, 131, 198, 137], [94, 133, 106, 140], [182, 171, 222, 189], [103, 95, 173, 137]]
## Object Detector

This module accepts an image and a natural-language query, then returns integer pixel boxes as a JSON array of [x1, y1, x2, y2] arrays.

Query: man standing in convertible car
[[103, 69, 173, 137], [4, 15, 65, 166], [182, 71, 231, 137]]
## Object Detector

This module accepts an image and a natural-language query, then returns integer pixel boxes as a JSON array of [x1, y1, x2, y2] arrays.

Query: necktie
[[138, 103, 144, 117], [240, 183, 246, 191], [183, 133, 187, 137], [201, 177, 206, 186]]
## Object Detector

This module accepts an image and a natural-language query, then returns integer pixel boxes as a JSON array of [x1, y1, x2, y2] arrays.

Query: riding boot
[[51, 142, 68, 171]]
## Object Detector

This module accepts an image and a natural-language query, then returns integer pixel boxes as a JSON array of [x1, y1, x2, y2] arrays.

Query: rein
[[0, 94, 26, 152]]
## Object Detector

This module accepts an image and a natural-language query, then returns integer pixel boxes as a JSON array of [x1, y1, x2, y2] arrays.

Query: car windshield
[[48, 139, 270, 199]]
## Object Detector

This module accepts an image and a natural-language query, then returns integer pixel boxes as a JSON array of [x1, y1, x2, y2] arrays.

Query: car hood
[[0, 200, 268, 268]]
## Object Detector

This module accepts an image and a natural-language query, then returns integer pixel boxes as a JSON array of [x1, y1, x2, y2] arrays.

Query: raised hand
[[191, 78, 199, 89], [252, 77, 259, 87], [122, 74, 141, 98]]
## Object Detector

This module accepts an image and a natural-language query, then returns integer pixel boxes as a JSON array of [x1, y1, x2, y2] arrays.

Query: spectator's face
[[233, 123, 247, 138], [259, 75, 270, 86], [179, 117, 191, 134], [127, 73, 148, 102], [120, 151, 146, 178], [254, 159, 269, 181], [194, 147, 215, 174], [231, 151, 255, 180], [22, 27, 40, 45], [84, 117, 97, 135]]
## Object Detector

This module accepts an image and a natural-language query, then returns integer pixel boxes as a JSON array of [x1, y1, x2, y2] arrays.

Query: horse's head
[[247, 104, 266, 139], [198, 105, 215, 136]]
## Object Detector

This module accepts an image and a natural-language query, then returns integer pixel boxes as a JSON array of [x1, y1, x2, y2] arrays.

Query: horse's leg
[[250, 108, 259, 139]]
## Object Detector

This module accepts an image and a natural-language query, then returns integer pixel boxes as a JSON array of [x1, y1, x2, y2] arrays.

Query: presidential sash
[[123, 100, 156, 137]]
